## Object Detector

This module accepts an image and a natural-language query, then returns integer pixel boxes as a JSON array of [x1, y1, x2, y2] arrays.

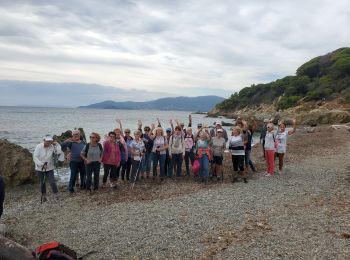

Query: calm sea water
[[0, 106, 230, 152]]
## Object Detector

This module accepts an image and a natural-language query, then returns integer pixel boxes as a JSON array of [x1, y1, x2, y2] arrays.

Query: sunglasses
[[124, 131, 130, 134], [90, 136, 96, 139], [109, 135, 116, 138]]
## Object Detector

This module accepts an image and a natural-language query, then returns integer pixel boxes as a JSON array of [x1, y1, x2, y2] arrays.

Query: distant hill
[[215, 47, 350, 111], [80, 96, 225, 112]]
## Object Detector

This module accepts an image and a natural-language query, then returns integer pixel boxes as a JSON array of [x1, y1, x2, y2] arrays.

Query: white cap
[[216, 122, 222, 125], [217, 129, 224, 133], [43, 135, 53, 141]]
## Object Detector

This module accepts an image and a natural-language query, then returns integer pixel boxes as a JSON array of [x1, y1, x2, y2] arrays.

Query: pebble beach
[[2, 125, 350, 259]]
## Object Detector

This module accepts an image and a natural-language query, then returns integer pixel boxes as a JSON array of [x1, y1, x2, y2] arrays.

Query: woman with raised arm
[[130, 130, 146, 184], [276, 119, 296, 174], [121, 128, 133, 183], [196, 127, 211, 184], [151, 127, 168, 181]]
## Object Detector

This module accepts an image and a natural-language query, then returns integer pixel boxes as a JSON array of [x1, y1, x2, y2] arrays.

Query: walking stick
[[131, 154, 144, 190]]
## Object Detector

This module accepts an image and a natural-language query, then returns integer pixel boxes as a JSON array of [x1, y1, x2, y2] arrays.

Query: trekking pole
[[41, 162, 48, 204], [131, 153, 144, 190]]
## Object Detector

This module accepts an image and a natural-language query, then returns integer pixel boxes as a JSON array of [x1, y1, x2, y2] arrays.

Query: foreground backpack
[[33, 242, 77, 260]]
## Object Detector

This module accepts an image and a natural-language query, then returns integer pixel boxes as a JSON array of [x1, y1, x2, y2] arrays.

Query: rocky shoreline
[[1, 125, 350, 259]]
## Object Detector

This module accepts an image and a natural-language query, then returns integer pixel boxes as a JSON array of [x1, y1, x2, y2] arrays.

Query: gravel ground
[[2, 125, 350, 259]]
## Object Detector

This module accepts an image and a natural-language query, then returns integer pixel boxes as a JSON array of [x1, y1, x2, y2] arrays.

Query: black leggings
[[0, 176, 4, 218]]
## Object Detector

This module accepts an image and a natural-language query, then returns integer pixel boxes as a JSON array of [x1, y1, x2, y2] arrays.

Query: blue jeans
[[199, 154, 209, 177], [184, 150, 195, 176], [86, 161, 101, 191], [152, 152, 166, 178], [68, 160, 86, 192], [141, 151, 152, 173], [245, 149, 256, 171], [168, 153, 183, 177], [37, 170, 58, 194]]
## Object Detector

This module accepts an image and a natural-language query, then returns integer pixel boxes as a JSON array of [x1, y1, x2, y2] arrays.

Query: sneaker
[[264, 173, 272, 177], [232, 177, 238, 183], [243, 178, 248, 183]]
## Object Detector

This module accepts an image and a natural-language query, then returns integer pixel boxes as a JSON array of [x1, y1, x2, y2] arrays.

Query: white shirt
[[33, 143, 63, 171], [276, 131, 288, 153], [264, 131, 276, 151]]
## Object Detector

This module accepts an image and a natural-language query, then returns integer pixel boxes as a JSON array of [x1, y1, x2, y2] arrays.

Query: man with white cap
[[33, 135, 63, 202], [210, 122, 228, 142]]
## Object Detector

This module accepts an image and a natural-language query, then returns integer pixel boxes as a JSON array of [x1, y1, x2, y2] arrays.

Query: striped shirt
[[229, 135, 245, 156]]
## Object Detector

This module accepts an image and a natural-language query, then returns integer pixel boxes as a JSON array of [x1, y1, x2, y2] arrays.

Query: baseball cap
[[166, 128, 172, 132], [197, 123, 202, 127], [217, 129, 224, 133], [43, 135, 53, 141], [216, 122, 222, 126], [263, 119, 269, 123]]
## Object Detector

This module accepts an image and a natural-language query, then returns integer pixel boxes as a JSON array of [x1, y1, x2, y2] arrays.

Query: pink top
[[102, 141, 121, 165]]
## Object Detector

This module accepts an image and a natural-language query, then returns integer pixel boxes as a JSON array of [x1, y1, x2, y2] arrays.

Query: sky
[[0, 0, 349, 106]]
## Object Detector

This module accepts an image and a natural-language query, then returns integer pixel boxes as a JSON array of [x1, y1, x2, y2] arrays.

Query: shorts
[[213, 156, 223, 165]]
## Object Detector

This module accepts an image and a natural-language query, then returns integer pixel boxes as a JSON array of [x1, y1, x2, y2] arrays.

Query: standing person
[[33, 135, 63, 202], [0, 175, 5, 218], [114, 127, 127, 182], [264, 123, 277, 176], [260, 119, 269, 158], [242, 122, 256, 173], [210, 122, 228, 142], [151, 127, 168, 181], [61, 130, 86, 193], [210, 129, 226, 181], [194, 123, 203, 140], [228, 127, 247, 183], [121, 128, 133, 183], [168, 126, 186, 178], [130, 130, 145, 184], [184, 127, 195, 177], [138, 122, 154, 179], [196, 128, 211, 184], [101, 131, 121, 188], [164, 127, 172, 177], [276, 119, 296, 173], [81, 132, 103, 193]]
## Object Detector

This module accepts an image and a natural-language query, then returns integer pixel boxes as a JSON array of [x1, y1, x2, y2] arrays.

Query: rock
[[0, 139, 36, 187], [0, 224, 5, 235], [0, 235, 35, 259], [53, 128, 86, 143], [306, 127, 316, 133], [221, 121, 234, 127]]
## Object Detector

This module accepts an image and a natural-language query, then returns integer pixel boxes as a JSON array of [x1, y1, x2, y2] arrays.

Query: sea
[[0, 106, 234, 181]]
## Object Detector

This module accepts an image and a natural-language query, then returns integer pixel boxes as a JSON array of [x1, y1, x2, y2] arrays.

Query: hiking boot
[[146, 172, 150, 178], [232, 177, 238, 183], [41, 195, 47, 203], [243, 178, 248, 183]]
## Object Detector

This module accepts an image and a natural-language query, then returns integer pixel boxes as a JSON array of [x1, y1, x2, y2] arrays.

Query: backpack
[[84, 143, 103, 155], [170, 134, 184, 148], [33, 241, 77, 260]]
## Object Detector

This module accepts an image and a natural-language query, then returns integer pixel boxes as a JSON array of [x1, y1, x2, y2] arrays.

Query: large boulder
[[0, 139, 36, 187]]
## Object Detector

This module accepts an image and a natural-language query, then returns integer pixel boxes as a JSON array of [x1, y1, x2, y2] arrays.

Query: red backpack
[[33, 242, 77, 260]]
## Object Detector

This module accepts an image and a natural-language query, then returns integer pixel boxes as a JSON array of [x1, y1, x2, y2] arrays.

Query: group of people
[[32, 115, 296, 202]]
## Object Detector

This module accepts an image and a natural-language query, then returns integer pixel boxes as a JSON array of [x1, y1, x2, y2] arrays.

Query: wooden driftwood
[[0, 235, 35, 260]]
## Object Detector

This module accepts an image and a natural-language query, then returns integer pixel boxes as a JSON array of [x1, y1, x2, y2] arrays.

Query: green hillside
[[216, 48, 350, 111]]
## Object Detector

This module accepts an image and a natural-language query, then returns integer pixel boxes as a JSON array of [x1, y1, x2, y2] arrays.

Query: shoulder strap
[[85, 143, 90, 154], [98, 143, 103, 153]]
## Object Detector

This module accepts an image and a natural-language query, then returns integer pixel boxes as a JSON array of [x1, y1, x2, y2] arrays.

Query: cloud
[[0, 0, 349, 105]]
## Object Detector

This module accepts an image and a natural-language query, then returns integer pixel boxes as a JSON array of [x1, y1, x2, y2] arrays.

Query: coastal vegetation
[[216, 48, 350, 111]]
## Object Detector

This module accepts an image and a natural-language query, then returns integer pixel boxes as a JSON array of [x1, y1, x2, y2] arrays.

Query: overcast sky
[[0, 0, 349, 105]]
